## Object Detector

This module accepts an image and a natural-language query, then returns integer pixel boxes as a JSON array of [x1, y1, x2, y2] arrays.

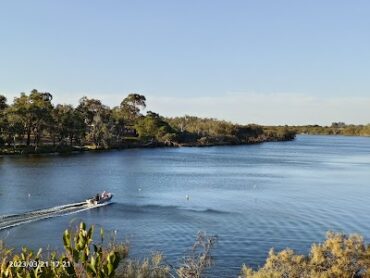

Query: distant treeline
[[165, 116, 296, 145], [288, 122, 370, 136], [0, 90, 295, 154]]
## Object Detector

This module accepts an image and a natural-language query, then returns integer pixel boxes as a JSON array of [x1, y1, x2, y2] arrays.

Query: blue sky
[[0, 0, 369, 125]]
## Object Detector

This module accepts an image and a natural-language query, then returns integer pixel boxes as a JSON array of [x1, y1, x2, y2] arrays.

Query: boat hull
[[86, 193, 113, 206]]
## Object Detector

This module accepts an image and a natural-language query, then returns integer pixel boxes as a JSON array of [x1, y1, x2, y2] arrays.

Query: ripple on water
[[1, 135, 370, 277]]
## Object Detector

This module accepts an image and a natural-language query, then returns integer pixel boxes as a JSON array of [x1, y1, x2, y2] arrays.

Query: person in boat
[[95, 193, 100, 201]]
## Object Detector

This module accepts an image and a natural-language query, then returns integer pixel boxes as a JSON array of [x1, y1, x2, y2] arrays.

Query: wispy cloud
[[4, 91, 370, 125], [147, 93, 370, 125]]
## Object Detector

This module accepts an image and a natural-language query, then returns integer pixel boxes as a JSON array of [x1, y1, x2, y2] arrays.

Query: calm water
[[1, 135, 370, 276]]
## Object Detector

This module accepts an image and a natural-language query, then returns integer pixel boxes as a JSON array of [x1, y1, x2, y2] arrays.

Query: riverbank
[[1, 91, 302, 156], [0, 132, 296, 155], [288, 124, 370, 136]]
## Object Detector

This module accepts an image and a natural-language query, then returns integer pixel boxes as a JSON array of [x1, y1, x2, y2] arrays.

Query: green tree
[[52, 104, 86, 146], [77, 97, 105, 125], [111, 106, 126, 142], [0, 95, 8, 146], [120, 93, 146, 123], [135, 111, 177, 142], [10, 90, 54, 149], [0, 95, 7, 111], [2, 112, 24, 148], [87, 113, 111, 148], [77, 97, 112, 148]]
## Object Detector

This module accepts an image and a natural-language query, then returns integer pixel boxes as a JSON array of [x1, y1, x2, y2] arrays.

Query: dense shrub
[[134, 111, 178, 143], [241, 232, 370, 278], [1, 224, 370, 277], [0, 224, 216, 278], [0, 222, 126, 278]]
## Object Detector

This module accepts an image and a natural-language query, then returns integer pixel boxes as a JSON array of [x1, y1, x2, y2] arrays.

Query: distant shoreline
[[0, 135, 295, 156], [3, 132, 370, 156], [297, 133, 370, 137], [2, 91, 368, 156]]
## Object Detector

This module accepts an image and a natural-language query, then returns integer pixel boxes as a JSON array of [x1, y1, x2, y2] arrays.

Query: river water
[[1, 135, 370, 276]]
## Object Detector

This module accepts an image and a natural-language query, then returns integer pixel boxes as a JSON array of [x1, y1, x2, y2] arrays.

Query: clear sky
[[0, 0, 369, 125]]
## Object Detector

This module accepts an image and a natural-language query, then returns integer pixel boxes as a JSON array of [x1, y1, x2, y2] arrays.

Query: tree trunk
[[34, 125, 40, 151], [34, 133, 39, 152], [26, 127, 31, 146]]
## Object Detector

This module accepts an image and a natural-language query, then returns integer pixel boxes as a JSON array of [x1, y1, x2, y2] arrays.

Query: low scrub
[[1, 224, 369, 277], [241, 232, 370, 278], [0, 223, 215, 278]]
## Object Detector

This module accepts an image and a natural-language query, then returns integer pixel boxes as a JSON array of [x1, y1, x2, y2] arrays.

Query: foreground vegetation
[[0, 90, 295, 155], [1, 223, 369, 277], [0, 222, 216, 278], [242, 232, 370, 278]]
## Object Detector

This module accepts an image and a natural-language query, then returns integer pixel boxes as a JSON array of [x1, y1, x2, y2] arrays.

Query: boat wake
[[0, 201, 110, 231]]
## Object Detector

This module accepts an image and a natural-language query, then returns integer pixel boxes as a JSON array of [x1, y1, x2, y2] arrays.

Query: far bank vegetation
[[290, 122, 370, 137], [0, 90, 295, 154]]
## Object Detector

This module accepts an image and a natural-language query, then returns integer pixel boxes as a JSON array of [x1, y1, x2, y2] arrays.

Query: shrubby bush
[[0, 222, 126, 278], [1, 224, 369, 277], [241, 232, 370, 278], [0, 223, 215, 278], [134, 112, 178, 143]]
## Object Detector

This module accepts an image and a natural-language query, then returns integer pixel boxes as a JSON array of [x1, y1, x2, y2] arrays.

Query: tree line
[[289, 123, 370, 136], [0, 90, 296, 154], [0, 90, 151, 151]]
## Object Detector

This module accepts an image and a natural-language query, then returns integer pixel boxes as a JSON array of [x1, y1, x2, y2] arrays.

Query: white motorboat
[[86, 191, 113, 205]]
